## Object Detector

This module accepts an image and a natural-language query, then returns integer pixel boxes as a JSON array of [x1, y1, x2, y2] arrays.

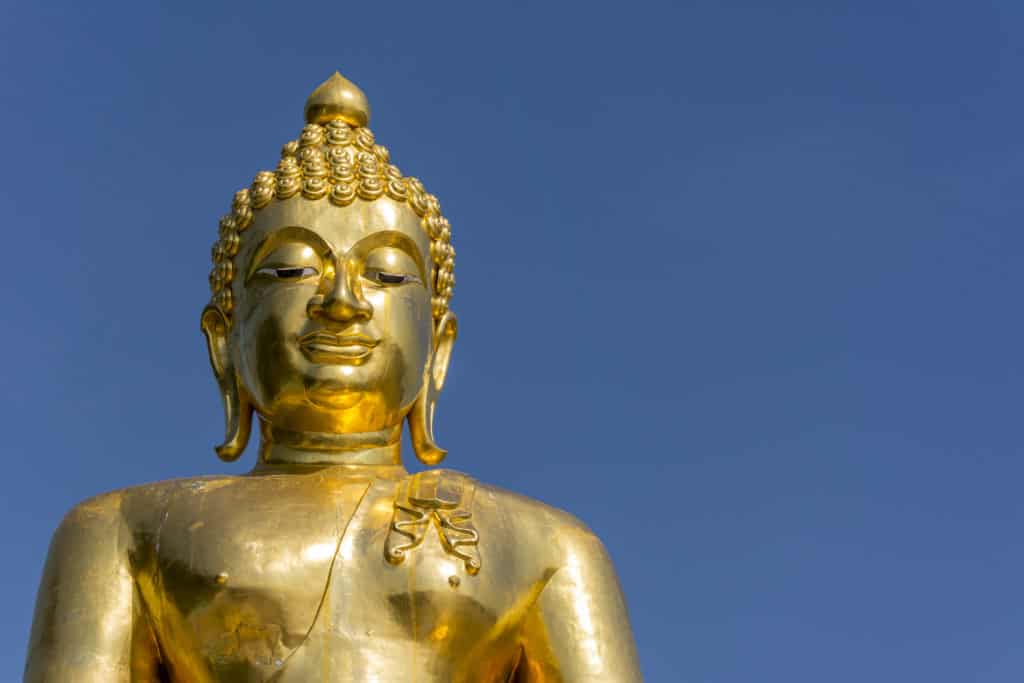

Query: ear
[[201, 306, 252, 462], [408, 311, 457, 465]]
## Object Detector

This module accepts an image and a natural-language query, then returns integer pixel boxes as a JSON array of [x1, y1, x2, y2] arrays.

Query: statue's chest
[[147, 474, 525, 681], [277, 473, 529, 680], [273, 513, 527, 682], [150, 476, 391, 673]]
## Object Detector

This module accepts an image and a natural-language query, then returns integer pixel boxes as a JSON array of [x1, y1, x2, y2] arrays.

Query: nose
[[307, 266, 372, 323]]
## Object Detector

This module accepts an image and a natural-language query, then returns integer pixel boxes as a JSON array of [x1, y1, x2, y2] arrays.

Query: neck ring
[[258, 421, 403, 466]]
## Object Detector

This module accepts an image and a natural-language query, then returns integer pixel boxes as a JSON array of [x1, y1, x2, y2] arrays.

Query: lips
[[298, 331, 379, 362]]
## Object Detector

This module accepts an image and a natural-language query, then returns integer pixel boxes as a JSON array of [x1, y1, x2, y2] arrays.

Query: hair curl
[[207, 119, 455, 323]]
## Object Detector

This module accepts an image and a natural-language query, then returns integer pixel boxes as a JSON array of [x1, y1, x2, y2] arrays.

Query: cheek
[[236, 284, 315, 340], [370, 287, 432, 374], [232, 285, 314, 401]]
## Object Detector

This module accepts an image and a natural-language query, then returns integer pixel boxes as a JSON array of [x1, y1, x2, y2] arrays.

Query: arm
[[24, 494, 162, 682], [517, 523, 643, 682]]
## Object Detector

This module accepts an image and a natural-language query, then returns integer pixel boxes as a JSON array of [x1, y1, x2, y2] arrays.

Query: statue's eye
[[377, 272, 411, 284], [256, 266, 319, 280], [363, 247, 422, 287], [368, 270, 420, 286]]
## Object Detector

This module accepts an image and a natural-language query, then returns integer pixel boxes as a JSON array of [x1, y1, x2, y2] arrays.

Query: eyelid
[[247, 239, 324, 283], [353, 231, 425, 267], [255, 266, 320, 280], [249, 240, 322, 273], [362, 244, 422, 277]]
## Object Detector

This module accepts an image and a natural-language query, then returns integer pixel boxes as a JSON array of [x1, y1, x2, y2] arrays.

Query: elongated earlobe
[[409, 312, 457, 466], [408, 388, 444, 465], [214, 376, 252, 462], [201, 306, 253, 462]]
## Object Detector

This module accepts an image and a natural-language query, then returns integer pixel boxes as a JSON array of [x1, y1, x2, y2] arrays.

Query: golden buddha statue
[[25, 72, 641, 682]]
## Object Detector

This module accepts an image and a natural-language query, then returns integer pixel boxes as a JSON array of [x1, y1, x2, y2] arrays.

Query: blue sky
[[2, 1, 1022, 680]]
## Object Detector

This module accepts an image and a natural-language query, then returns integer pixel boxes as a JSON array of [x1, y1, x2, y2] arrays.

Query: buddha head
[[200, 72, 456, 465]]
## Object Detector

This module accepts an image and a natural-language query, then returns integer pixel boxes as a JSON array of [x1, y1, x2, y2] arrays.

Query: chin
[[304, 382, 366, 411], [270, 389, 409, 435], [299, 357, 391, 394]]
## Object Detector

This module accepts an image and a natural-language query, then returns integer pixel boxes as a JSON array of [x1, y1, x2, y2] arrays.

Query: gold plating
[[385, 470, 482, 575], [26, 69, 642, 683], [304, 72, 371, 127], [207, 72, 455, 323]]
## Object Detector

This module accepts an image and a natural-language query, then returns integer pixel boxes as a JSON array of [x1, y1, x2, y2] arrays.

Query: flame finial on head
[[304, 72, 371, 127]]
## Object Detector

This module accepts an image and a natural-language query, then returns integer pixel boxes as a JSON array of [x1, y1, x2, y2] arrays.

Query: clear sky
[[2, 1, 1022, 680]]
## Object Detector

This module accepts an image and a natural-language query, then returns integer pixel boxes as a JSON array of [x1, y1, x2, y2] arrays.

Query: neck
[[256, 420, 404, 468]]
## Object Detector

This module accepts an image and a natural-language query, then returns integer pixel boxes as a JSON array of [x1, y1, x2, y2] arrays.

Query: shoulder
[[54, 474, 242, 540], [475, 478, 597, 535], [432, 471, 610, 568], [51, 489, 127, 541], [39, 490, 135, 593]]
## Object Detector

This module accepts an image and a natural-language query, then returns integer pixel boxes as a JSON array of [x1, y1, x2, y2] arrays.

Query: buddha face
[[224, 196, 435, 435]]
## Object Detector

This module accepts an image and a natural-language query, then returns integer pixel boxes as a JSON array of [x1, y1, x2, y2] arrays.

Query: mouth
[[298, 331, 379, 363]]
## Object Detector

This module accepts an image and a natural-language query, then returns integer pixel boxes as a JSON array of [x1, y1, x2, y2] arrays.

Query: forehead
[[242, 196, 429, 258]]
